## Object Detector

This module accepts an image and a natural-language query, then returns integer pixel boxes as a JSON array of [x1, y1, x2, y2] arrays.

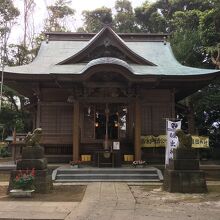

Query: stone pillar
[[134, 98, 141, 161], [73, 101, 80, 161], [8, 146, 53, 193], [163, 148, 207, 193]]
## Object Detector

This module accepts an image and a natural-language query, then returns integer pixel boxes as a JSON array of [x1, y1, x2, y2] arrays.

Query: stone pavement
[[0, 200, 78, 219], [65, 182, 136, 220], [0, 195, 78, 219], [0, 182, 136, 220]]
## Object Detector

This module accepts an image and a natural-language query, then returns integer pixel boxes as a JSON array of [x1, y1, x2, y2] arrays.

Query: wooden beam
[[73, 101, 80, 161], [40, 102, 72, 106], [83, 82, 127, 88], [134, 98, 141, 160]]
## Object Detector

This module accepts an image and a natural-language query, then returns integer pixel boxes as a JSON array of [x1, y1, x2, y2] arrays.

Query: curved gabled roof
[[3, 26, 219, 78], [58, 26, 156, 66]]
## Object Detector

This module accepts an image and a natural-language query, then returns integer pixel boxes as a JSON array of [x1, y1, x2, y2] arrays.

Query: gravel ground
[[129, 184, 220, 220]]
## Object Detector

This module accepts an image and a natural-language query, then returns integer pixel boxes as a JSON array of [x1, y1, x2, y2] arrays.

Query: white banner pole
[[165, 119, 168, 167], [165, 119, 182, 167]]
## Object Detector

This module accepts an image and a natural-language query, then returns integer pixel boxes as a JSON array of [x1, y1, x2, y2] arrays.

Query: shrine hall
[[3, 26, 219, 164]]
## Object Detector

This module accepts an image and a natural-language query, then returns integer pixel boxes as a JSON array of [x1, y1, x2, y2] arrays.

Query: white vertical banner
[[165, 120, 181, 166]]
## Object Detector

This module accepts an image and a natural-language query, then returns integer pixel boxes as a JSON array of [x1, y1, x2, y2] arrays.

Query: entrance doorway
[[82, 103, 128, 141], [95, 104, 119, 140]]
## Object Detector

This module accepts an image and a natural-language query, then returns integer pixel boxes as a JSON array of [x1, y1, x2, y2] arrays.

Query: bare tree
[[23, 0, 36, 48]]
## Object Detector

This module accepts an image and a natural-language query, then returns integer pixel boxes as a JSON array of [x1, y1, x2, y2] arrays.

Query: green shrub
[[0, 147, 10, 157]]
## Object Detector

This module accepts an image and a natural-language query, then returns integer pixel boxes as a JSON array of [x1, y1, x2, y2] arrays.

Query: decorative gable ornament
[[58, 26, 156, 66]]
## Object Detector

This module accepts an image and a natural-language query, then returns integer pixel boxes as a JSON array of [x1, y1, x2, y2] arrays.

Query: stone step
[[56, 173, 158, 180], [55, 179, 161, 182], [56, 168, 157, 175], [53, 167, 163, 182]]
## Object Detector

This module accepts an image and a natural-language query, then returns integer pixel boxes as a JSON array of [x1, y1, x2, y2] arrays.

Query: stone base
[[163, 169, 207, 193], [8, 169, 53, 194], [17, 158, 47, 170], [173, 148, 197, 160], [164, 148, 207, 193], [22, 146, 44, 159], [9, 189, 35, 198], [71, 165, 79, 168], [169, 159, 199, 170]]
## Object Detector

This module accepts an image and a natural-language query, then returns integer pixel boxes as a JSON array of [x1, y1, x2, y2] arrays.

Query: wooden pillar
[[36, 101, 40, 128], [171, 89, 175, 118], [134, 98, 141, 160], [73, 101, 80, 161], [35, 85, 41, 129], [187, 103, 196, 134]]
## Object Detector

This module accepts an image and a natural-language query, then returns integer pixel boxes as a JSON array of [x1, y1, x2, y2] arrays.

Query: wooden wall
[[40, 104, 73, 143], [38, 89, 73, 156], [140, 89, 174, 136]]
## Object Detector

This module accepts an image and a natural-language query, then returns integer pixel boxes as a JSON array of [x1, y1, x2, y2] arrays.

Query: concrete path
[[0, 200, 78, 219], [0, 182, 135, 220], [65, 182, 135, 220]]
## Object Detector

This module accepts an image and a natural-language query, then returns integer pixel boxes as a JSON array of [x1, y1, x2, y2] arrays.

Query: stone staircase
[[52, 167, 163, 182]]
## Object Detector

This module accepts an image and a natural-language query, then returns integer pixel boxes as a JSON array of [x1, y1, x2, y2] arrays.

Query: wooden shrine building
[[3, 26, 219, 164]]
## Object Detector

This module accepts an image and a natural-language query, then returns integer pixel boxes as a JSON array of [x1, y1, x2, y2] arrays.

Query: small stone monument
[[163, 129, 207, 193], [8, 128, 53, 193]]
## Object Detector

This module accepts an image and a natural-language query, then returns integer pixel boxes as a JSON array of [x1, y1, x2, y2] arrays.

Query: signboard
[[141, 135, 166, 147], [191, 136, 209, 148], [113, 141, 120, 150], [141, 135, 209, 148]]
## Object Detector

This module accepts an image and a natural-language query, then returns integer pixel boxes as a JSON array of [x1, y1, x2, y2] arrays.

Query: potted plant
[[10, 168, 35, 197], [132, 160, 146, 168], [69, 160, 81, 168]]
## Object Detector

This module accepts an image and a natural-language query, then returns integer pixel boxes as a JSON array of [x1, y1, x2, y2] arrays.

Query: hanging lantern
[[114, 121, 118, 127], [88, 106, 91, 116]]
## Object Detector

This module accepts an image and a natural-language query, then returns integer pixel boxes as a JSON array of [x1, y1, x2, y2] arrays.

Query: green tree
[[114, 0, 138, 32], [7, 44, 35, 66], [0, 0, 20, 37], [44, 0, 75, 32], [0, 0, 20, 62], [0, 1, 35, 139], [169, 10, 205, 67], [165, 0, 220, 148], [135, 1, 167, 33], [0, 84, 32, 140], [82, 7, 113, 33], [0, 0, 21, 140], [190, 79, 220, 148]]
